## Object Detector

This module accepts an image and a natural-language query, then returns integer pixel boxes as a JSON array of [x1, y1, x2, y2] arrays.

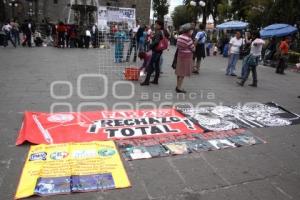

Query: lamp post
[[8, 0, 19, 19], [189, 0, 206, 27]]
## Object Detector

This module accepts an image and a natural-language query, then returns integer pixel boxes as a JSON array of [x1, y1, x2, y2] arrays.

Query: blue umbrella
[[260, 24, 298, 38], [216, 21, 249, 30]]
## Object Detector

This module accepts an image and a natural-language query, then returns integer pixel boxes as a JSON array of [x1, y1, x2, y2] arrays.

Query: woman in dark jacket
[[140, 20, 165, 85]]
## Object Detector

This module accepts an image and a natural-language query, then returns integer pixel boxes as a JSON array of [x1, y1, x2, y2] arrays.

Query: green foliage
[[171, 5, 195, 30], [152, 0, 170, 22]]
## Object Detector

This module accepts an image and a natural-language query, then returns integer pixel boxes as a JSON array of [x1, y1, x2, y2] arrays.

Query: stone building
[[1, 0, 151, 25]]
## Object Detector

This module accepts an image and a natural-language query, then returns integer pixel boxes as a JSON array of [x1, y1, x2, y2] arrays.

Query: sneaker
[[230, 73, 237, 76]]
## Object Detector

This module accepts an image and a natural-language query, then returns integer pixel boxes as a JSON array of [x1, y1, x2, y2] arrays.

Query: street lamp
[[189, 0, 206, 25], [8, 0, 19, 19], [190, 0, 206, 7]]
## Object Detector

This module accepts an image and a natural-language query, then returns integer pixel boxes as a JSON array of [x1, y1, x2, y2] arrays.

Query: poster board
[[15, 141, 131, 199]]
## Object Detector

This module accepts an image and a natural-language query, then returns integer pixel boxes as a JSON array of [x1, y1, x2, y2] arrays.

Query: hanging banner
[[97, 6, 136, 27], [16, 109, 204, 145], [97, 6, 108, 29], [15, 141, 131, 199], [176, 102, 300, 132]]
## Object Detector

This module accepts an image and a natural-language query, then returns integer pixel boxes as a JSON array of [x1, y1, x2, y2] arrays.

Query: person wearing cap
[[175, 23, 195, 93]]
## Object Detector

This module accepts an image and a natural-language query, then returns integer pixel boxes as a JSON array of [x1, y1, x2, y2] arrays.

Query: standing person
[[85, 27, 91, 48], [175, 24, 195, 93], [237, 32, 265, 87], [11, 19, 20, 46], [56, 21, 66, 48], [91, 24, 98, 48], [1, 21, 16, 47], [45, 22, 53, 46], [193, 24, 207, 74], [136, 25, 145, 52], [126, 21, 140, 62], [114, 25, 127, 63], [22, 19, 34, 47], [65, 24, 71, 48], [276, 37, 291, 75], [69, 25, 77, 48], [138, 25, 147, 53], [140, 20, 166, 86], [226, 32, 244, 76]]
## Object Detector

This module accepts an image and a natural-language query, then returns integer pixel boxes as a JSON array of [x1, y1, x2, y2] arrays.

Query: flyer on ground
[[15, 141, 131, 199]]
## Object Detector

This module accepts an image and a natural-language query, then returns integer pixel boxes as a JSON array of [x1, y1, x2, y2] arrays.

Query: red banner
[[16, 109, 204, 145]]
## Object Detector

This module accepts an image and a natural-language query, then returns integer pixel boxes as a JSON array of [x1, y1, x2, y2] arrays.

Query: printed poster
[[15, 141, 131, 199], [16, 109, 203, 145]]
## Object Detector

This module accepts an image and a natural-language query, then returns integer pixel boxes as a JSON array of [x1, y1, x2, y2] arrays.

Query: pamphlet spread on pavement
[[116, 129, 266, 161]]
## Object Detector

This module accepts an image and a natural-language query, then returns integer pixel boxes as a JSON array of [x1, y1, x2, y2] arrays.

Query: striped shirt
[[177, 34, 195, 55]]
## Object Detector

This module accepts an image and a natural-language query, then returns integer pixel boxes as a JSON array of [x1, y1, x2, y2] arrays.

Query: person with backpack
[[193, 24, 207, 74], [140, 20, 168, 86], [237, 32, 265, 87], [175, 23, 195, 93]]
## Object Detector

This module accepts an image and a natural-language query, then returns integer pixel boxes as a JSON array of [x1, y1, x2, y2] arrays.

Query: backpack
[[155, 30, 168, 52]]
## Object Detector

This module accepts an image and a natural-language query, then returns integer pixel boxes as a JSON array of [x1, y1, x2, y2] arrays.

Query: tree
[[171, 5, 195, 30], [152, 0, 169, 22]]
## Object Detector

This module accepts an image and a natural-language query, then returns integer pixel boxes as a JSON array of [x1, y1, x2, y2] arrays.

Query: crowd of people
[[1, 18, 298, 96]]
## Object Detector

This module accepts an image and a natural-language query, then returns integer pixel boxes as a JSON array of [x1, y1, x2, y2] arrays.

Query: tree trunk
[[202, 6, 207, 28], [0, 0, 6, 22]]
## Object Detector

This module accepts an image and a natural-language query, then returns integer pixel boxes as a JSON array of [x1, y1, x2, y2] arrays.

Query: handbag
[[246, 54, 258, 66], [155, 31, 168, 52]]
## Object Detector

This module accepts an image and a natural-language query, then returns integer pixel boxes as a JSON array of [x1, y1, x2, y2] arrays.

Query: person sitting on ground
[[33, 30, 43, 47]]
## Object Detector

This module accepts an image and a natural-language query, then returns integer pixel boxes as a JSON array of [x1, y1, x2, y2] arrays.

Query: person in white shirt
[[2, 21, 16, 47], [226, 32, 243, 76], [237, 32, 265, 87]]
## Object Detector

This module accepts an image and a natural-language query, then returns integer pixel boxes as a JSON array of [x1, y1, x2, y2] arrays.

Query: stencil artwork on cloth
[[176, 102, 300, 132]]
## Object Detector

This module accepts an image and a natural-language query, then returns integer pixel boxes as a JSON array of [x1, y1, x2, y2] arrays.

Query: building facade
[[1, 0, 151, 25]]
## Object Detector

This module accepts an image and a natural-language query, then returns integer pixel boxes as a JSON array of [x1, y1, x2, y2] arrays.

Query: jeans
[[242, 64, 257, 82], [240, 55, 249, 77], [143, 51, 162, 83], [4, 31, 16, 47], [242, 56, 259, 82], [226, 53, 239, 75]]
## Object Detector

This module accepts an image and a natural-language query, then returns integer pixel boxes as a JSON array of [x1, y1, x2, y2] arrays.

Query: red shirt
[[279, 40, 289, 55]]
